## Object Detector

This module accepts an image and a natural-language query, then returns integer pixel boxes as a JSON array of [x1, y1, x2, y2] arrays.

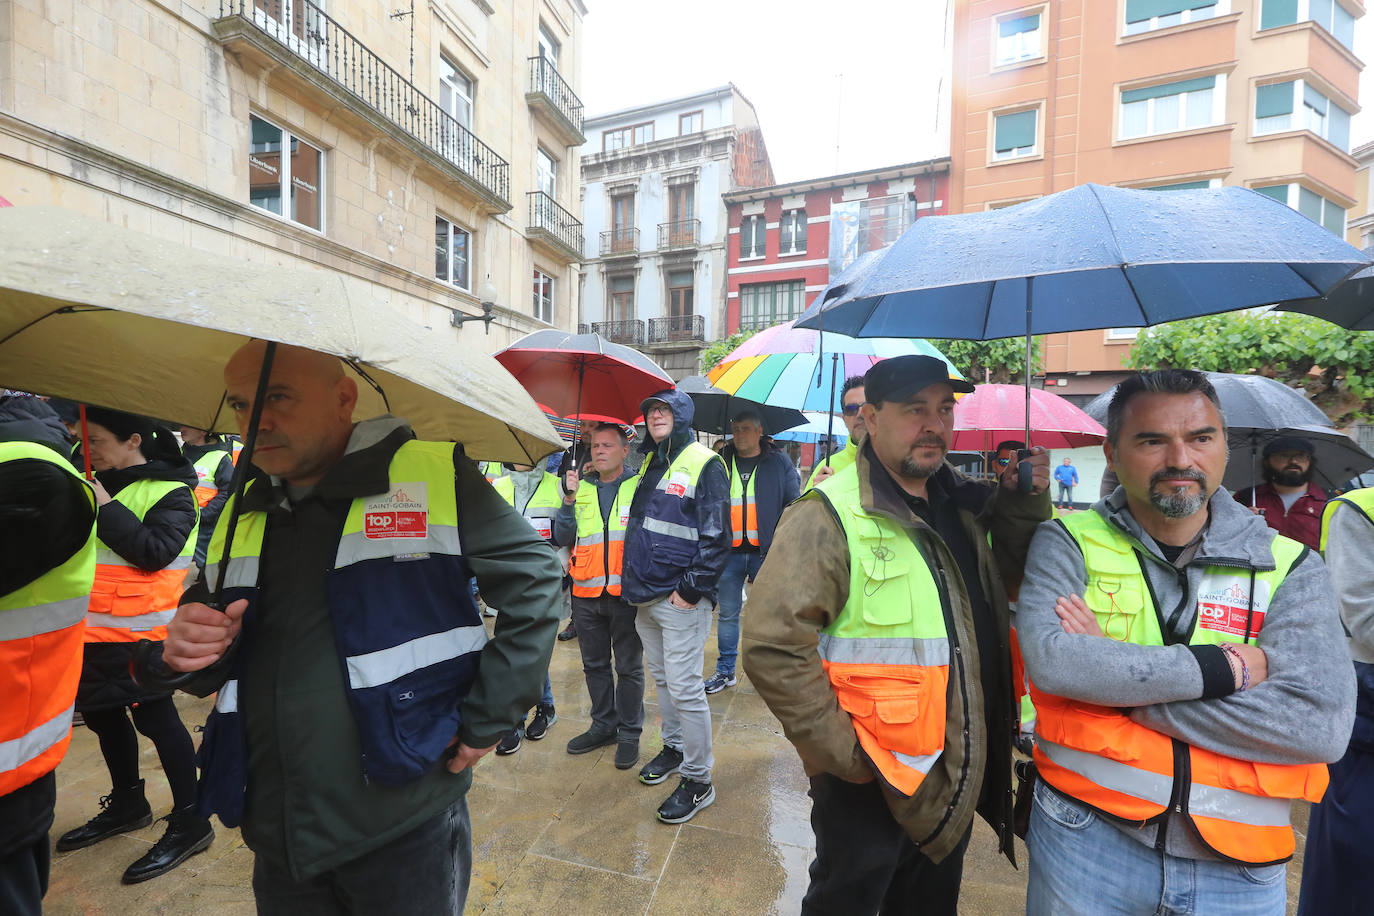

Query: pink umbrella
[[951, 384, 1105, 451]]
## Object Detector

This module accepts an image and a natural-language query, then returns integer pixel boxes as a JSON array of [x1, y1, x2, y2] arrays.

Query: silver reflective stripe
[[526, 507, 559, 518], [580, 575, 608, 588], [608, 531, 626, 542], [642, 517, 698, 541], [95, 549, 192, 571], [165, 556, 193, 570], [1188, 780, 1292, 828], [817, 635, 950, 667], [1036, 737, 1173, 807], [0, 704, 72, 772], [891, 747, 942, 774], [215, 679, 238, 713], [203, 556, 261, 590], [335, 524, 462, 568], [578, 532, 606, 547], [345, 625, 489, 690], [0, 596, 89, 640], [85, 609, 176, 631], [729, 497, 743, 507], [656, 478, 698, 499], [606, 574, 622, 587]]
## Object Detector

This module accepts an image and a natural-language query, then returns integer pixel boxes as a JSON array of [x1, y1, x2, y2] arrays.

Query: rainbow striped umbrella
[[706, 320, 963, 412]]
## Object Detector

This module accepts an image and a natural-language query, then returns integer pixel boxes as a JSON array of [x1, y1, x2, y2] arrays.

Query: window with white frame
[[434, 217, 470, 289], [602, 122, 654, 152], [537, 23, 560, 66], [1255, 183, 1346, 236], [1142, 179, 1222, 191], [992, 108, 1038, 160], [1105, 327, 1140, 340], [1259, 0, 1355, 50], [779, 209, 807, 255], [439, 56, 473, 131], [1254, 80, 1351, 151], [536, 148, 557, 197], [740, 281, 807, 328], [1123, 0, 1223, 36], [533, 269, 554, 323], [1119, 74, 1225, 140], [679, 110, 703, 135], [740, 214, 767, 259], [248, 114, 323, 231], [995, 10, 1043, 65]]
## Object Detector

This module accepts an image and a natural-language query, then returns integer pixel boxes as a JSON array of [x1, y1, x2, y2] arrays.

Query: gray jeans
[[635, 595, 714, 781], [251, 798, 471, 915], [571, 593, 645, 741]]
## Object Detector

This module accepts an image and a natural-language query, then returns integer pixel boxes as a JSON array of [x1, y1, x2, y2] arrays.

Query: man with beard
[[741, 355, 1051, 914], [1017, 370, 1353, 915], [1233, 436, 1328, 550]]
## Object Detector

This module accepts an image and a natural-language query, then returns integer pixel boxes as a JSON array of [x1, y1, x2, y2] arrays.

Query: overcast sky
[[582, 2, 1374, 183]]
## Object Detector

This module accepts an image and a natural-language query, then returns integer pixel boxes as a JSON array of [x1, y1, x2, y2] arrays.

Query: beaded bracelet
[[1221, 644, 1251, 691]]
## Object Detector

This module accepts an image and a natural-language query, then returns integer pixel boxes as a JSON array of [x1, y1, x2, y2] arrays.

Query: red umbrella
[[951, 384, 1105, 451], [495, 330, 673, 426]]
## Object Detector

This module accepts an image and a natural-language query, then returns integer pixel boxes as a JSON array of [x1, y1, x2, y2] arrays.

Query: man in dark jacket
[[1233, 435, 1328, 550], [708, 409, 800, 695], [156, 342, 562, 914], [622, 387, 729, 824]]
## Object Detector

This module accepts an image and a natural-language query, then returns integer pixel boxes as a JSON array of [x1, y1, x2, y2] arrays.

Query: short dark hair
[[83, 406, 181, 462], [730, 409, 762, 428], [995, 440, 1026, 454], [841, 375, 866, 402], [591, 422, 628, 446], [1106, 370, 1225, 446]]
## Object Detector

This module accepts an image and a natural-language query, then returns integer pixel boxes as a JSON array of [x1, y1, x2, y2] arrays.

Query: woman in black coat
[[55, 408, 215, 884]]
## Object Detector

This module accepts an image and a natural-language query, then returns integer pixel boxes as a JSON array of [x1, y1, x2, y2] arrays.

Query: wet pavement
[[44, 615, 1311, 914]]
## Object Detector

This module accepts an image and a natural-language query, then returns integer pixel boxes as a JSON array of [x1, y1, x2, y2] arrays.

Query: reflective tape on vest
[[335, 524, 463, 568], [0, 704, 73, 774], [817, 635, 950, 668], [215, 679, 238, 714], [0, 596, 89, 640], [345, 625, 490, 690], [892, 747, 942, 775], [642, 517, 699, 541], [95, 548, 193, 571], [85, 609, 176, 632], [203, 556, 261, 591]]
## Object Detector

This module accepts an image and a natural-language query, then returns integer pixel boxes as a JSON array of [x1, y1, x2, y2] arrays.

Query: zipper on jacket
[[915, 550, 973, 848], [1154, 738, 1189, 851]]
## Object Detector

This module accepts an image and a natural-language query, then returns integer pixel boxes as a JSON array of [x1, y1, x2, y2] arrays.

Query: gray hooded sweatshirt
[[1017, 486, 1355, 860]]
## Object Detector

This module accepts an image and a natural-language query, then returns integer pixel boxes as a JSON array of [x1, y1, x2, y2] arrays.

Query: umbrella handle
[[824, 352, 838, 466]]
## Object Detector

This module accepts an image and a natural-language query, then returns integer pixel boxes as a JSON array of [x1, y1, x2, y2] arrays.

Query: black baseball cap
[[1263, 436, 1314, 457], [864, 355, 973, 405]]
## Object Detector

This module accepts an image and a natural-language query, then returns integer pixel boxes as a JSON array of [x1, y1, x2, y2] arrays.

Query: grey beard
[[1150, 487, 1207, 518], [898, 455, 943, 480]]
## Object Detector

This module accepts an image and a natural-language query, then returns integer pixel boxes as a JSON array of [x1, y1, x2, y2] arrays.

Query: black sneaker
[[566, 728, 617, 755], [495, 727, 523, 756], [525, 704, 556, 741], [703, 672, 736, 694], [614, 741, 640, 770], [656, 777, 715, 823], [557, 620, 577, 641], [638, 745, 684, 785]]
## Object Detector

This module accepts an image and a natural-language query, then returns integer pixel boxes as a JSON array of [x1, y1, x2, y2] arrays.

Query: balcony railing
[[577, 323, 590, 335], [657, 219, 701, 250], [737, 314, 801, 333], [599, 228, 640, 257], [649, 314, 705, 344], [527, 191, 583, 262], [217, 0, 509, 206], [590, 319, 646, 346], [527, 56, 584, 140]]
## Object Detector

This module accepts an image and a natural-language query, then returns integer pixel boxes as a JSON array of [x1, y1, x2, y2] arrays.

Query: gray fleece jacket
[[1017, 486, 1355, 859], [1325, 496, 1374, 664]]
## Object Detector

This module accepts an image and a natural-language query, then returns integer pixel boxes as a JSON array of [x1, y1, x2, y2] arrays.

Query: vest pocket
[[857, 552, 913, 626], [832, 667, 947, 758], [377, 664, 461, 781]]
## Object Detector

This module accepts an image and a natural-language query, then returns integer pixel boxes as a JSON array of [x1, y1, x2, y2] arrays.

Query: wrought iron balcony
[[657, 219, 700, 250], [215, 0, 510, 210], [590, 319, 645, 346], [598, 228, 640, 257], [648, 314, 705, 344], [577, 323, 590, 335], [526, 56, 585, 145], [527, 191, 583, 263]]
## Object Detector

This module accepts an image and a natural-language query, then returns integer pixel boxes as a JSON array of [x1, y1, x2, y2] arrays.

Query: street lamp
[[451, 275, 497, 333]]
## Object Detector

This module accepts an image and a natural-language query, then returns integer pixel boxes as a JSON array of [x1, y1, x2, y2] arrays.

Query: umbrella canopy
[[706, 320, 963, 412], [795, 184, 1369, 340], [951, 384, 1105, 451], [771, 411, 850, 443], [675, 374, 806, 436], [1224, 425, 1374, 493], [0, 207, 562, 463], [495, 330, 673, 425], [1279, 244, 1374, 330], [1083, 372, 1332, 432]]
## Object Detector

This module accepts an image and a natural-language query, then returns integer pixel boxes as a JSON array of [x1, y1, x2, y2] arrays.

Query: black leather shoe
[[122, 808, 214, 884], [56, 781, 153, 852], [565, 728, 617, 755], [557, 620, 577, 641]]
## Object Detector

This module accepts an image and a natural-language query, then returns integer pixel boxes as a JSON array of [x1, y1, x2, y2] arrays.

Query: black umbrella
[[1279, 243, 1374, 330], [1223, 425, 1374, 494], [676, 375, 807, 437]]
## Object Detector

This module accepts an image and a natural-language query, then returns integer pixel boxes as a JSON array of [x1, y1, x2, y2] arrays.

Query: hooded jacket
[[183, 439, 236, 566], [720, 440, 800, 557], [1017, 486, 1355, 861], [622, 387, 730, 605], [742, 441, 1049, 863]]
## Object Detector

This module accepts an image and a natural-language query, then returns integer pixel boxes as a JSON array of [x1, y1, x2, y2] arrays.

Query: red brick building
[[722, 159, 951, 335]]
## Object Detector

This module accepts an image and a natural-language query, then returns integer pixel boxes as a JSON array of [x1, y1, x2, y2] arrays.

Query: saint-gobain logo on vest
[[363, 483, 429, 539], [1196, 574, 1271, 640]]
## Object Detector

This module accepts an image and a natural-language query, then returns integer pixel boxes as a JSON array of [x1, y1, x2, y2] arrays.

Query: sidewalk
[[43, 619, 1309, 914]]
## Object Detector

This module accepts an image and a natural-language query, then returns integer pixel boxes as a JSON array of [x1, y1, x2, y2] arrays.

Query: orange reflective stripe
[[729, 500, 759, 547]]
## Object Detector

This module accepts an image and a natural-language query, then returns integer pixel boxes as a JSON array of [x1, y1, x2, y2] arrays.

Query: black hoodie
[[94, 445, 199, 572]]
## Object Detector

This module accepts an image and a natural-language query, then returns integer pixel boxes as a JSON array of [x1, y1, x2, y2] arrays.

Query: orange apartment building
[[951, 0, 1364, 401]]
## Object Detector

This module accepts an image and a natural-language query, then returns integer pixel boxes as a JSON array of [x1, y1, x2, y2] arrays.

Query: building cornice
[[721, 157, 951, 204], [584, 85, 736, 127]]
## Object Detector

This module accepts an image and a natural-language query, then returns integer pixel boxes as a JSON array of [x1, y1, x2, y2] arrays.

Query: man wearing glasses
[[807, 376, 868, 488]]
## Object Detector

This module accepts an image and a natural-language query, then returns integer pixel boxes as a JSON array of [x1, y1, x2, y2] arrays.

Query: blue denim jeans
[[539, 673, 554, 709], [714, 550, 763, 677], [1026, 781, 1286, 915]]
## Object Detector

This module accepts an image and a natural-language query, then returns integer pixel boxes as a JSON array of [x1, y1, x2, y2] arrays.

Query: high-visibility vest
[[569, 471, 640, 597], [479, 461, 500, 483], [491, 471, 563, 542], [190, 447, 232, 508], [806, 438, 857, 491], [228, 438, 244, 466], [1319, 488, 1374, 554], [625, 441, 724, 600], [86, 478, 198, 643], [1032, 510, 1325, 865], [812, 463, 951, 797], [197, 439, 487, 825], [0, 442, 96, 795], [728, 454, 760, 547]]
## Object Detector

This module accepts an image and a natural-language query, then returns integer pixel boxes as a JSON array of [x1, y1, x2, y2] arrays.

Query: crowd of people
[[2, 349, 1370, 916]]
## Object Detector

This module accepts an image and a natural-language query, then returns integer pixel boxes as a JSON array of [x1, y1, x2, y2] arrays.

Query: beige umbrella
[[0, 206, 562, 463]]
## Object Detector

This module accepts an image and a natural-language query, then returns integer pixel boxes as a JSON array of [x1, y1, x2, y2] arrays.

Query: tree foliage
[[700, 328, 758, 373], [929, 337, 1043, 385], [1125, 311, 1374, 424]]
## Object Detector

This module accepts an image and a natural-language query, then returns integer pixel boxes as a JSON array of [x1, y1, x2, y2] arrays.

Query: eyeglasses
[[995, 456, 1012, 465], [645, 405, 673, 417], [841, 404, 862, 416]]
